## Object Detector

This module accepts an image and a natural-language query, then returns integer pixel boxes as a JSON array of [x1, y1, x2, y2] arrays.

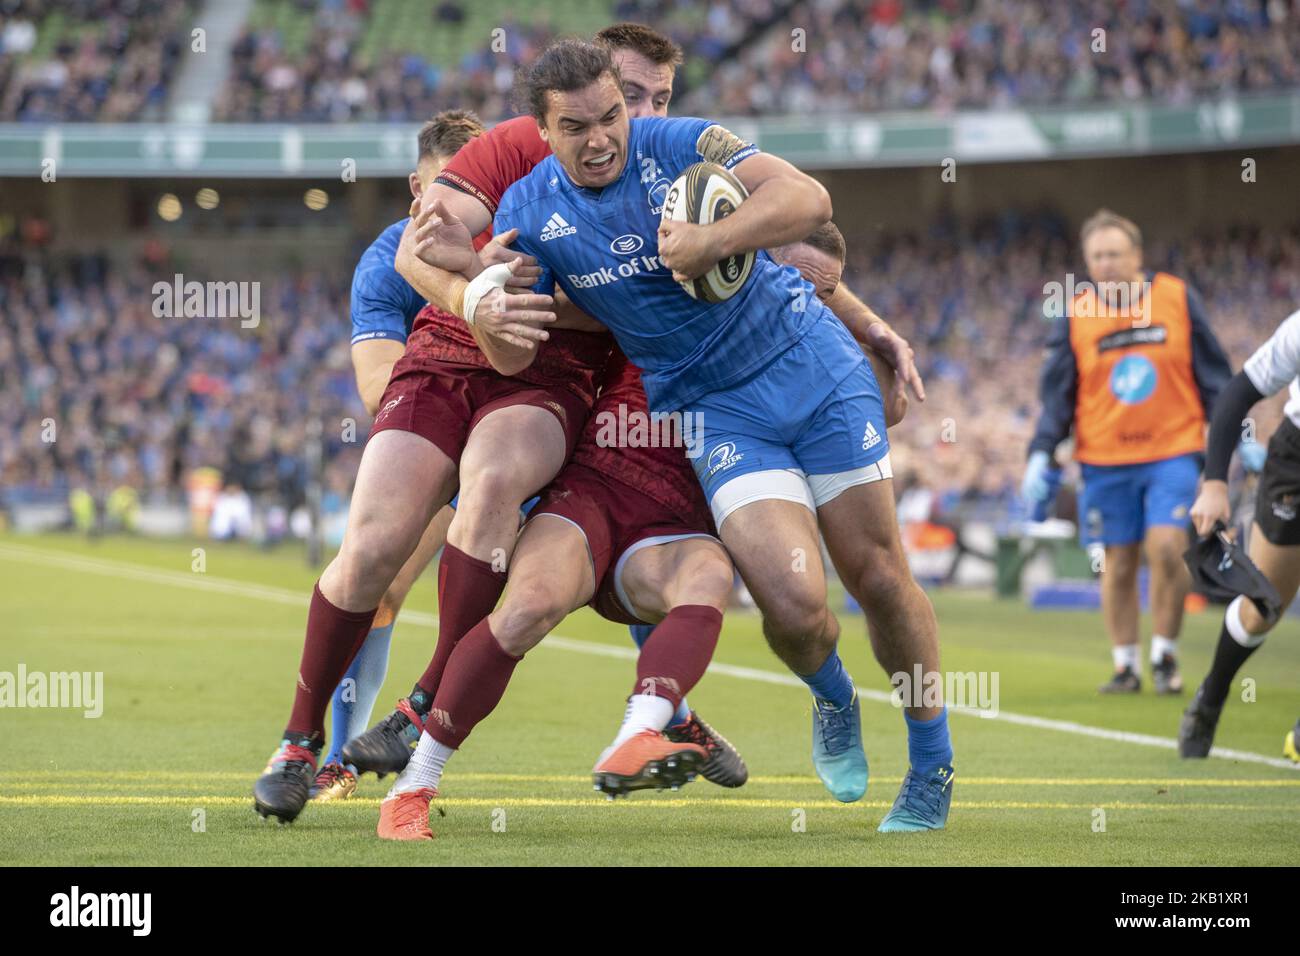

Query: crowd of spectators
[[212, 0, 1300, 122], [3, 213, 1297, 537], [0, 237, 364, 535], [690, 0, 1300, 116], [4, 1, 1297, 123], [0, 0, 196, 122]]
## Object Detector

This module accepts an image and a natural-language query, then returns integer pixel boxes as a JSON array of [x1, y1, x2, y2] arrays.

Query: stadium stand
[[0, 0, 199, 121], [3, 1, 1298, 122], [686, 0, 1300, 116], [0, 236, 363, 537]]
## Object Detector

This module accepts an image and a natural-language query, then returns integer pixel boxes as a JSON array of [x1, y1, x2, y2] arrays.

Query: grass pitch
[[1, 533, 1295, 866]]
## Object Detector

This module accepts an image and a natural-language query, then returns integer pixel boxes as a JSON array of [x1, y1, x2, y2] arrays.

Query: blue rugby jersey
[[493, 116, 850, 413], [349, 218, 427, 346]]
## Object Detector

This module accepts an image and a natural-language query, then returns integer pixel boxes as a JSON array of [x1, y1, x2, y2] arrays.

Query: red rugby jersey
[[412, 115, 606, 405], [435, 115, 552, 217], [406, 305, 611, 407], [574, 348, 713, 525]]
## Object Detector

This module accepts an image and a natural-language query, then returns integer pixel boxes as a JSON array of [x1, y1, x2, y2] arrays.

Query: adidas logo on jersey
[[540, 212, 577, 242], [862, 421, 882, 450]]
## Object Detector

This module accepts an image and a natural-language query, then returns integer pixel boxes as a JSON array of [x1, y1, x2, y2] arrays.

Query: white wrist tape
[[460, 263, 515, 327]]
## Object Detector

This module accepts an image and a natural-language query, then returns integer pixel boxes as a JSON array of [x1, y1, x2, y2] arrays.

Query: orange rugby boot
[[376, 787, 437, 840], [591, 729, 707, 799]]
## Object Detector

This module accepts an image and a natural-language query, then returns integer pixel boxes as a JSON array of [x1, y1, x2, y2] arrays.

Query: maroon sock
[[631, 605, 723, 709], [285, 583, 377, 741], [416, 544, 507, 699], [424, 618, 522, 749]]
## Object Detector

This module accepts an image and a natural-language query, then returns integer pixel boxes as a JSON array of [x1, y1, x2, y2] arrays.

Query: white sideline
[[2, 541, 1296, 772]]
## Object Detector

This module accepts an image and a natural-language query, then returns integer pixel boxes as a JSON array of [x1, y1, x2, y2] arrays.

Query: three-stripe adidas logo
[[540, 212, 577, 242], [862, 421, 882, 450]]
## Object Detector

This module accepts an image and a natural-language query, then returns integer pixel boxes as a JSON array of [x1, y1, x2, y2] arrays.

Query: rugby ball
[[660, 162, 755, 303]]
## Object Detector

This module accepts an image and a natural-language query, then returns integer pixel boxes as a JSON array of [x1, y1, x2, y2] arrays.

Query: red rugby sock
[[631, 605, 723, 708], [285, 583, 377, 740], [416, 544, 508, 698], [424, 619, 522, 749]]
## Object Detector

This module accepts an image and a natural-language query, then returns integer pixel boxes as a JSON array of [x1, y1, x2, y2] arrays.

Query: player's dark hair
[[800, 221, 847, 264], [417, 109, 486, 161], [517, 39, 620, 123], [595, 22, 683, 68]]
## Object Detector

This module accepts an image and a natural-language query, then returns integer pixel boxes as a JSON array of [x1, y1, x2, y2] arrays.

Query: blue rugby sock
[[799, 649, 855, 710], [345, 622, 394, 740], [629, 624, 691, 726], [904, 706, 953, 774], [324, 622, 395, 767]]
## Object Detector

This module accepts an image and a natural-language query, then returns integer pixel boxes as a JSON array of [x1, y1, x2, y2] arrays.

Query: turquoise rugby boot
[[878, 764, 954, 832], [811, 690, 868, 802]]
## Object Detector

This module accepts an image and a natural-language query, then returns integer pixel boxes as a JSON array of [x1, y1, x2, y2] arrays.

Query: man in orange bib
[[1023, 210, 1232, 695]]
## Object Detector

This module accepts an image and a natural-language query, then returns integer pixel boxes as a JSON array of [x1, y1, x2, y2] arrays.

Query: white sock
[[610, 694, 675, 749], [388, 731, 455, 797], [1224, 595, 1268, 648], [1112, 643, 1140, 672], [1150, 634, 1178, 663]]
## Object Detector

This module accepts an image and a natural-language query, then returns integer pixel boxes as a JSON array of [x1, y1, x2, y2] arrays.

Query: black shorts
[[1254, 418, 1300, 546]]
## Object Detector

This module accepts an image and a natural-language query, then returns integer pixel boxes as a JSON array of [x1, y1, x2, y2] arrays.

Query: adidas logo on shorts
[[862, 421, 882, 450], [540, 212, 577, 242]]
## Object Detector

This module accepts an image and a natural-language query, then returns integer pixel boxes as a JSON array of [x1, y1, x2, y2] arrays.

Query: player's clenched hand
[[863, 322, 925, 404], [1190, 480, 1231, 537], [480, 227, 542, 290], [657, 220, 718, 282], [473, 271, 556, 349], [411, 196, 476, 274]]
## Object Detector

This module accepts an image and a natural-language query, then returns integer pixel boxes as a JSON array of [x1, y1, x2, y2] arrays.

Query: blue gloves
[[1238, 440, 1266, 474], [1021, 450, 1052, 504]]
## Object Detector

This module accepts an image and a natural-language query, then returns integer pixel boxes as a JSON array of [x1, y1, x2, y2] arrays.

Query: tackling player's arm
[[827, 283, 925, 405], [394, 198, 558, 371]]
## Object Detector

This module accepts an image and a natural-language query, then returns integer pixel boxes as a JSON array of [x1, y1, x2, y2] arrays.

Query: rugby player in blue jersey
[[472, 40, 954, 831]]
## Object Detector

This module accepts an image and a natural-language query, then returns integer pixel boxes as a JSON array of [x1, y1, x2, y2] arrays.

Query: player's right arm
[[393, 197, 557, 369], [1192, 307, 1300, 534]]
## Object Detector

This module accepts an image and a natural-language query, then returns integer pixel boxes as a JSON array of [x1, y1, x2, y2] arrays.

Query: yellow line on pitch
[[18, 770, 1300, 787], [0, 794, 1290, 811]]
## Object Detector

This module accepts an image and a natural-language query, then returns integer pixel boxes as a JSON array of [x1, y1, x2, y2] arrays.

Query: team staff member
[[1023, 209, 1232, 695], [1184, 306, 1300, 762]]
